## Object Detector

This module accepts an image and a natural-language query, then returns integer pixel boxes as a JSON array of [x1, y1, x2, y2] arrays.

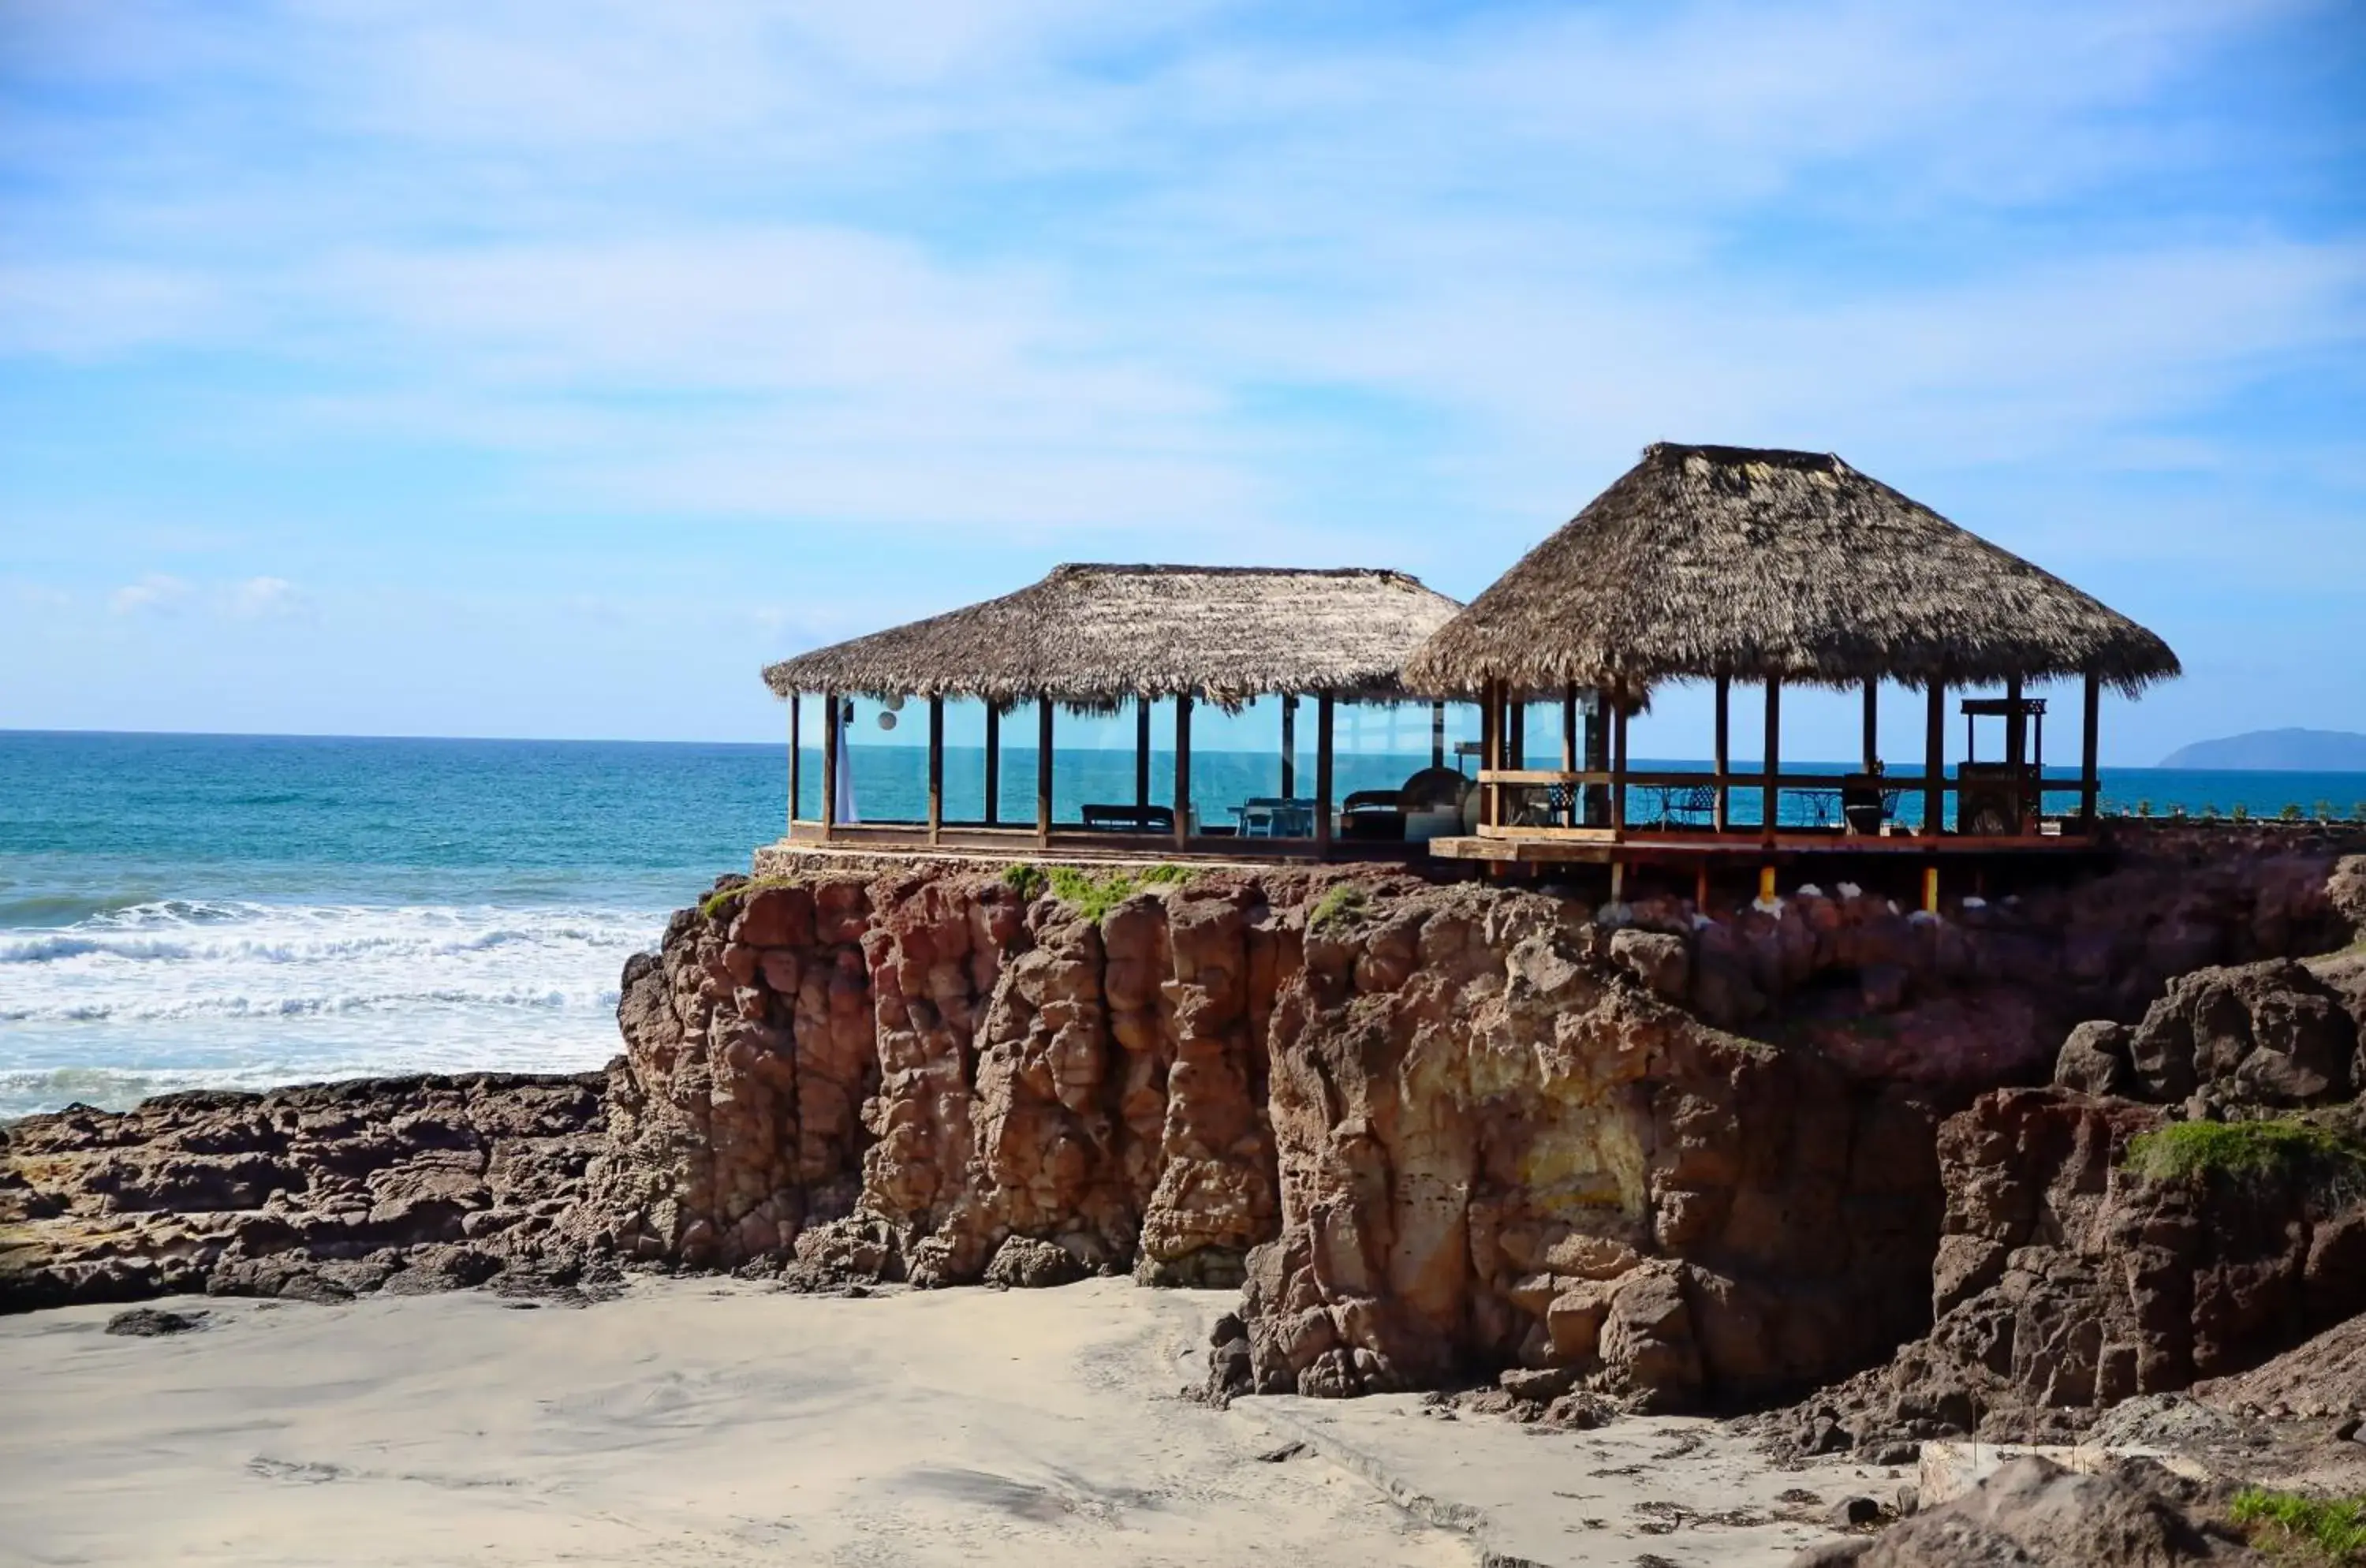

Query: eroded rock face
[[1239, 887, 1942, 1407], [0, 1073, 607, 1311], [588, 869, 1292, 1289]]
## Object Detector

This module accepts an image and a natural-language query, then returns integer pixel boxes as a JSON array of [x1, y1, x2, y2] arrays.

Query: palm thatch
[[1405, 443, 2180, 700], [763, 563, 1463, 710]]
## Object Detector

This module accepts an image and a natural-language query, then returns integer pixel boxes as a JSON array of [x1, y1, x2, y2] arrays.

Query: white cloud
[[107, 573, 192, 616], [226, 576, 303, 618]]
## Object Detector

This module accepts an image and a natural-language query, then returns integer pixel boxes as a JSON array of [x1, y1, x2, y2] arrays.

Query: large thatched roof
[[1404, 442, 2180, 699], [763, 563, 1463, 709]]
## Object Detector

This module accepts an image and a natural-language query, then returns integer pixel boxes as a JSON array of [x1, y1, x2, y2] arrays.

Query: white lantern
[[883, 695, 905, 712], [876, 711, 898, 731]]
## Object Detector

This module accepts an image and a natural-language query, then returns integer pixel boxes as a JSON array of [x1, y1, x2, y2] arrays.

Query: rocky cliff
[[577, 830, 2364, 1407]]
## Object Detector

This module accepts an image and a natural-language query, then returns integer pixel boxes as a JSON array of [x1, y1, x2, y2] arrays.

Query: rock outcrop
[[1793, 1454, 2260, 1566], [1774, 945, 2366, 1454], [0, 1073, 607, 1311]]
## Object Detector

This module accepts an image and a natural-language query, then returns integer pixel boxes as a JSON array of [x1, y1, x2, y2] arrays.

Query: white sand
[[0, 1279, 1461, 1567]]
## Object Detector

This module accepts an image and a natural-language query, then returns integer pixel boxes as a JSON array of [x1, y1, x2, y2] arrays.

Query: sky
[[2, 1, 2361, 765]]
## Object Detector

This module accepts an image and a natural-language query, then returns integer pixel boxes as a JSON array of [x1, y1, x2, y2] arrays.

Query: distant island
[[2159, 728, 2366, 771]]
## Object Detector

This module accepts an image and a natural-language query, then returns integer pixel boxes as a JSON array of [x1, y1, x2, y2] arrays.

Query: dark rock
[[104, 1306, 206, 1336], [1828, 1495, 1883, 1529], [983, 1235, 1087, 1290]]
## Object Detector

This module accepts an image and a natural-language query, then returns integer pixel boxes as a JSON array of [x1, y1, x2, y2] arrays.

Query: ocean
[[6, 729, 2364, 1119]]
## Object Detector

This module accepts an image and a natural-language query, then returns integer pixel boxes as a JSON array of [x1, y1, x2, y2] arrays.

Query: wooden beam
[[786, 691, 801, 836], [1174, 693, 1193, 851], [1712, 674, 1730, 832], [1135, 697, 1151, 816], [1507, 697, 1525, 771], [1036, 695, 1054, 849], [1280, 694, 1297, 798], [926, 695, 944, 846], [1431, 701, 1446, 768], [1315, 693, 1335, 856], [821, 690, 840, 839], [1862, 678, 1879, 771], [1761, 679, 1782, 845], [2081, 670, 2102, 831], [1924, 681, 1946, 835], [983, 703, 1000, 826], [2005, 673, 2027, 835]]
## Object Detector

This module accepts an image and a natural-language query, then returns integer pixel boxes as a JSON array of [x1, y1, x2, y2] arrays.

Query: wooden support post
[[2080, 670, 2102, 831], [1610, 699, 1629, 842], [1759, 864, 1778, 905], [1315, 693, 1335, 856], [1584, 690, 1609, 827], [1924, 681, 1946, 835], [1431, 701, 1446, 769], [1174, 695, 1193, 851], [1922, 864, 1940, 914], [1862, 678, 1879, 771], [787, 692, 801, 836], [1480, 681, 1501, 830], [821, 691, 840, 840], [1694, 861, 1709, 914], [1507, 698, 1525, 771], [1135, 697, 1151, 816], [1761, 678, 1782, 844], [1561, 684, 1577, 827], [2005, 673, 2026, 834], [1036, 696, 1054, 849], [1284, 696, 1302, 798], [983, 704, 1000, 826], [1609, 860, 1625, 905], [1713, 674, 1731, 832], [926, 696, 944, 845]]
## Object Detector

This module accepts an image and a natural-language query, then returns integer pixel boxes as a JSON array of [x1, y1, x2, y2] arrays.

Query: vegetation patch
[[999, 862, 1192, 921], [2232, 1488, 2366, 1562], [1308, 883, 1371, 931], [700, 875, 800, 922], [2122, 1118, 2366, 1192]]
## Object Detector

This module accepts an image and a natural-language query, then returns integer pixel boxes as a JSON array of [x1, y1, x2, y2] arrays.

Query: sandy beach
[[0, 1279, 1462, 1568], [0, 1276, 1883, 1568]]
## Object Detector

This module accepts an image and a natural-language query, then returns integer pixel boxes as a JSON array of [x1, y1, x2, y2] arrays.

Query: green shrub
[[2282, 803, 2304, 823], [2203, 803, 2220, 821], [1139, 864, 1192, 886], [2122, 1118, 2366, 1191], [2137, 799, 2153, 818], [999, 864, 1048, 902], [2233, 802, 2251, 823], [2231, 1488, 2366, 1560], [1308, 883, 1371, 931], [2316, 800, 2334, 823]]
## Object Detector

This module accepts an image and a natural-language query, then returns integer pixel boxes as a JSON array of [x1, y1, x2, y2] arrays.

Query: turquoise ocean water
[[5, 729, 2363, 1118]]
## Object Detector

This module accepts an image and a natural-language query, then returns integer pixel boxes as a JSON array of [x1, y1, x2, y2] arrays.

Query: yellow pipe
[[1922, 864, 1940, 913], [1758, 865, 1777, 904]]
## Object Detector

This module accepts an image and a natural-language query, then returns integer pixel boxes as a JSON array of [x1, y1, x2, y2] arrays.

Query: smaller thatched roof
[[1405, 442, 2181, 700], [763, 563, 1463, 710]]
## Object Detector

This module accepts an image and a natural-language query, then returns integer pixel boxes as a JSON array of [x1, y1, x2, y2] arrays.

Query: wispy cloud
[[107, 574, 193, 616]]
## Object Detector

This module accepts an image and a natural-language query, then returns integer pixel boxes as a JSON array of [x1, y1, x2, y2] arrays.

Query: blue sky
[[2, 0, 2360, 763]]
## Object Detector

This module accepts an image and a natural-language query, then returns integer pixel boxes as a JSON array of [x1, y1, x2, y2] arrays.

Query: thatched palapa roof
[[763, 563, 1463, 710], [1405, 443, 2180, 700]]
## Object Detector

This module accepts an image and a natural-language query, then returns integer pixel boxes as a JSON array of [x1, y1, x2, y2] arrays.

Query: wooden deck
[[1424, 827, 2101, 864], [786, 819, 1427, 864]]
